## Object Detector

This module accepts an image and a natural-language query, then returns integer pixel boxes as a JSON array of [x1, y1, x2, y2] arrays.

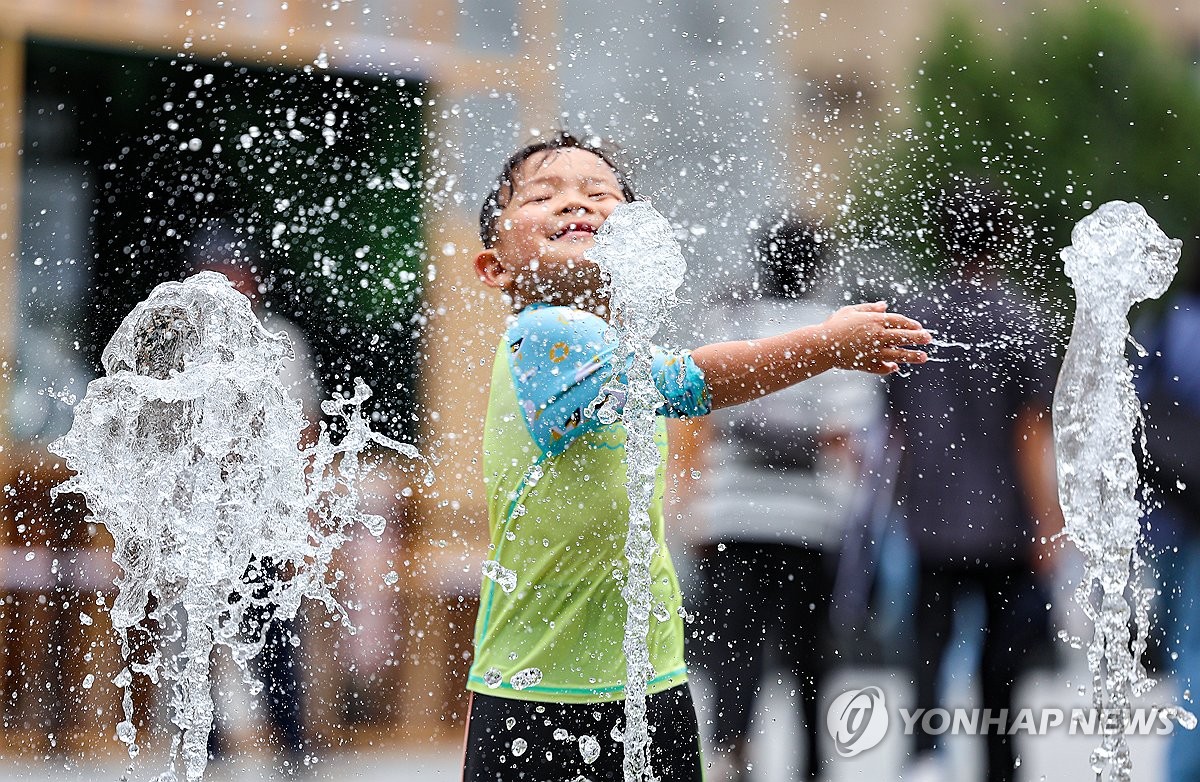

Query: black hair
[[753, 213, 825, 299], [478, 131, 637, 249], [933, 177, 1019, 263]]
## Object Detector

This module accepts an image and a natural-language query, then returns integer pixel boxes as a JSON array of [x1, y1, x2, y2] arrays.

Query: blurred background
[[1, 0, 1199, 780]]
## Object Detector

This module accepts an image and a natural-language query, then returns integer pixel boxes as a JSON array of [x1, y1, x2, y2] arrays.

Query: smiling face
[[475, 147, 628, 312]]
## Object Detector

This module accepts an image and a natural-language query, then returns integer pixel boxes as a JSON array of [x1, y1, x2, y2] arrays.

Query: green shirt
[[466, 304, 710, 703]]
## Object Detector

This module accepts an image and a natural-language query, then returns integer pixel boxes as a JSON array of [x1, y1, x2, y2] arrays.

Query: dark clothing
[[913, 562, 1049, 782], [209, 570, 306, 768], [253, 617, 306, 758], [1139, 294, 1200, 526], [887, 280, 1055, 565], [462, 684, 704, 782], [888, 277, 1055, 782], [692, 542, 831, 780], [1134, 294, 1200, 778]]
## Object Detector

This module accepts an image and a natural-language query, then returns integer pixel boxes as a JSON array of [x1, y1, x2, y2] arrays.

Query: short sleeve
[[651, 346, 710, 418], [507, 305, 710, 457]]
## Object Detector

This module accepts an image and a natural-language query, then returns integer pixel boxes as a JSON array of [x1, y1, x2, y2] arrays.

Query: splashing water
[[585, 201, 687, 782], [481, 559, 518, 593], [579, 733, 601, 764], [1052, 201, 1192, 780], [49, 271, 425, 782]]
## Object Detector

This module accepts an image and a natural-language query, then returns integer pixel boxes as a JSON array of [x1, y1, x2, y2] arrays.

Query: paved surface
[[0, 655, 1183, 781]]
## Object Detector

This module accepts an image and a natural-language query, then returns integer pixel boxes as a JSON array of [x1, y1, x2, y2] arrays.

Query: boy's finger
[[851, 301, 888, 312], [887, 348, 929, 364], [882, 328, 932, 345], [880, 314, 926, 331], [866, 361, 899, 375]]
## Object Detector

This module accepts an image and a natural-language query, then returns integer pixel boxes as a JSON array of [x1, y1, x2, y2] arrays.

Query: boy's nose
[[558, 198, 593, 216]]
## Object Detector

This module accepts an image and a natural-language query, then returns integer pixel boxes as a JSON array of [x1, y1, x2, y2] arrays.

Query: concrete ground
[[0, 654, 1185, 782]]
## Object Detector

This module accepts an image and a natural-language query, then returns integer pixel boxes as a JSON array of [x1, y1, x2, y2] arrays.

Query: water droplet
[[510, 668, 543, 690], [484, 668, 503, 689], [82, 674, 95, 689], [553, 728, 570, 741], [79, 612, 94, 626], [482, 560, 517, 593], [579, 734, 601, 764], [506, 717, 517, 730], [116, 719, 137, 745], [511, 737, 528, 757]]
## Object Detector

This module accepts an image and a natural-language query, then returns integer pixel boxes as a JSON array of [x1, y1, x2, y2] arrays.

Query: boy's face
[[475, 147, 627, 312]]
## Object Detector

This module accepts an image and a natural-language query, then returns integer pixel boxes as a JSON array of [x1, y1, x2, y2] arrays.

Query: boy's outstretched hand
[[692, 300, 930, 410], [818, 301, 931, 375]]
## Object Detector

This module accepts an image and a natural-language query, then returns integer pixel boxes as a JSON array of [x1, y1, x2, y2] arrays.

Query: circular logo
[[549, 341, 570, 363], [827, 686, 889, 757]]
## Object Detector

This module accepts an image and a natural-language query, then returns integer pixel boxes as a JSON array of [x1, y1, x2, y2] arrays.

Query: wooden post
[[0, 34, 22, 454], [0, 31, 21, 744]]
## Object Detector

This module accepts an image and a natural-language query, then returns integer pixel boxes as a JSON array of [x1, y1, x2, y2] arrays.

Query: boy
[[465, 132, 929, 781]]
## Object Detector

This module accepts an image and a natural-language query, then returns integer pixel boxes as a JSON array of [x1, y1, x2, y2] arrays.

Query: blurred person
[[335, 448, 413, 725], [1135, 265, 1200, 781], [886, 179, 1062, 782], [188, 221, 320, 774], [690, 214, 884, 781]]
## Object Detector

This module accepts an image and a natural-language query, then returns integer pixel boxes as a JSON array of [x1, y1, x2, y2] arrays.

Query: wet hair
[[753, 214, 825, 299], [933, 178, 1019, 263], [478, 131, 637, 249]]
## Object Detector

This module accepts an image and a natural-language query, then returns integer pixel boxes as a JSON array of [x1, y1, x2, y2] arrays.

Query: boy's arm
[[507, 306, 710, 457], [691, 302, 930, 410]]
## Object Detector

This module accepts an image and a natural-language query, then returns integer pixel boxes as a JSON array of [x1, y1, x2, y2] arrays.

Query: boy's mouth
[[550, 222, 598, 241]]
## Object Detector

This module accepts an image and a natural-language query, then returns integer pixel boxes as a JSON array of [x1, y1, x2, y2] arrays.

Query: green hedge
[[848, 3, 1200, 292]]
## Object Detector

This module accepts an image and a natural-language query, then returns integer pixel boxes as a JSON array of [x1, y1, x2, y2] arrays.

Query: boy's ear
[[475, 249, 512, 290]]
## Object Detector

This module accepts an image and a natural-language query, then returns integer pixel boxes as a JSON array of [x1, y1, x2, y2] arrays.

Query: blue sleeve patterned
[[506, 304, 710, 458]]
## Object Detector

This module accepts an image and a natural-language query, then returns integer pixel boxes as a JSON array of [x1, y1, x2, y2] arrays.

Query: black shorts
[[462, 683, 704, 781]]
